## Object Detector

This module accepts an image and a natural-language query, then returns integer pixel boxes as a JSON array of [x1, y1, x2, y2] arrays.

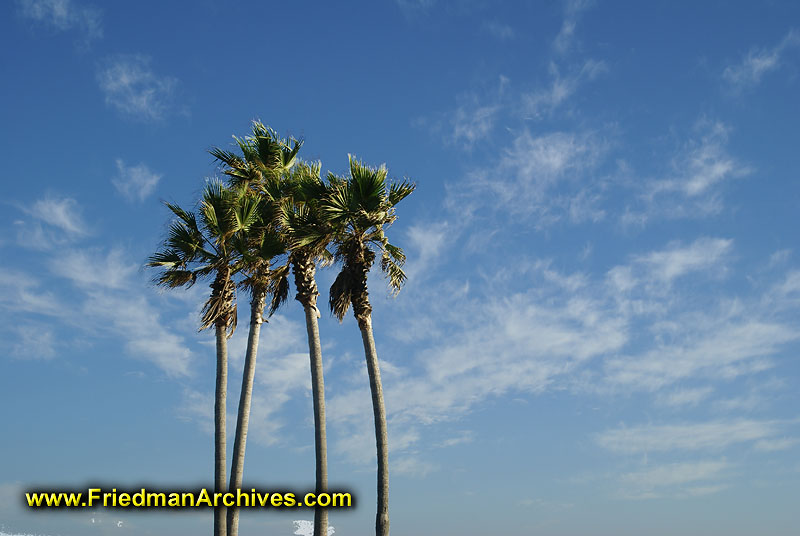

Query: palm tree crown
[[324, 155, 415, 321], [210, 120, 302, 195], [148, 180, 261, 334]]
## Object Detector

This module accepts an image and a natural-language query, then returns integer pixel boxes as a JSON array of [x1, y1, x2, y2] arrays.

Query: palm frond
[[209, 147, 245, 169], [258, 229, 287, 260], [200, 180, 240, 241], [348, 154, 386, 213], [155, 269, 197, 288], [147, 249, 184, 268], [328, 269, 353, 321], [388, 180, 416, 206], [200, 276, 237, 335], [383, 242, 406, 266], [380, 253, 407, 294], [165, 202, 200, 231], [318, 248, 334, 268], [165, 220, 204, 256], [321, 179, 352, 226], [232, 192, 261, 232], [267, 264, 290, 316]]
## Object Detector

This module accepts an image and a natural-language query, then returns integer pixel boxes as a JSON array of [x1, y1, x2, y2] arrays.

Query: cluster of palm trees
[[148, 121, 414, 536]]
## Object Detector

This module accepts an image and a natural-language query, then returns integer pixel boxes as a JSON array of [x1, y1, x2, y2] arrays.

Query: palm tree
[[280, 161, 335, 536], [224, 202, 288, 536], [148, 182, 259, 536], [323, 155, 415, 536], [210, 122, 300, 536]]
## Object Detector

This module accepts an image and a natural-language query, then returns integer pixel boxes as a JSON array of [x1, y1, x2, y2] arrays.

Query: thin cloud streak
[[16, 0, 102, 41], [27, 194, 88, 235], [97, 55, 179, 122], [15, 195, 89, 250], [449, 128, 609, 227], [596, 419, 783, 454], [723, 29, 800, 89], [624, 120, 751, 225], [615, 460, 730, 500], [522, 59, 607, 118], [112, 159, 162, 202], [553, 0, 594, 55]]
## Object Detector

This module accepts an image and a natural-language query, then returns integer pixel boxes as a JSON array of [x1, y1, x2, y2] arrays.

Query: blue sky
[[2, 1, 800, 535]]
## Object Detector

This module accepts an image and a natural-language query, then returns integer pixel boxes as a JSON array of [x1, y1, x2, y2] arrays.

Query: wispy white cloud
[[656, 386, 714, 408], [0, 270, 66, 319], [763, 269, 800, 313], [553, 0, 594, 55], [598, 416, 795, 499], [176, 388, 214, 435], [617, 460, 729, 499], [450, 128, 608, 226], [401, 221, 452, 285], [112, 159, 162, 202], [82, 289, 194, 377], [436, 430, 475, 448], [653, 122, 749, 198], [15, 194, 89, 249], [483, 21, 515, 40], [394, 0, 435, 16], [596, 419, 782, 454], [712, 392, 766, 413], [625, 120, 751, 224], [630, 237, 733, 287], [450, 102, 501, 148], [16, 0, 102, 41], [97, 55, 179, 122], [29, 195, 88, 236], [248, 352, 312, 446], [754, 437, 800, 452], [723, 30, 800, 89], [0, 242, 195, 376], [499, 129, 603, 193], [49, 247, 136, 289], [604, 298, 796, 391], [10, 324, 57, 359], [599, 239, 795, 400], [445, 76, 509, 148], [768, 248, 792, 267], [522, 59, 606, 118], [392, 455, 438, 477]]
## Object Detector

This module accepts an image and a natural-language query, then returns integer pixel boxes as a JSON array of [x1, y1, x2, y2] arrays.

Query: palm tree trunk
[[227, 291, 266, 536], [303, 302, 329, 536], [294, 252, 329, 536], [357, 314, 389, 536], [214, 323, 229, 536]]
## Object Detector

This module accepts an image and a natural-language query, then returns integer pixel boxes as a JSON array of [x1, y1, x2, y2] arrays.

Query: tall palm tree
[[281, 161, 335, 536], [148, 181, 259, 536], [224, 202, 288, 536], [323, 155, 415, 536], [210, 122, 300, 536]]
